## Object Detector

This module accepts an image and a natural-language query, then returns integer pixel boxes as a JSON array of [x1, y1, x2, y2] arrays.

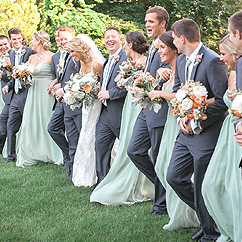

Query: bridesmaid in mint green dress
[[90, 31, 155, 205], [16, 31, 62, 167], [149, 32, 200, 230], [202, 35, 242, 242]]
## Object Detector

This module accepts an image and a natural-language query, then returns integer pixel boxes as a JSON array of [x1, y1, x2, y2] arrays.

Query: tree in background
[[92, 0, 242, 51], [0, 0, 40, 40], [36, 0, 142, 56]]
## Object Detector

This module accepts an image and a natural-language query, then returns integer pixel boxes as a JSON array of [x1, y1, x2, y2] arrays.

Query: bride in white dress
[[67, 35, 109, 187]]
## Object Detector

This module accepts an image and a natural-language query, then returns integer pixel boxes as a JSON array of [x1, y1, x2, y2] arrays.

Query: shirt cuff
[[191, 119, 203, 135]]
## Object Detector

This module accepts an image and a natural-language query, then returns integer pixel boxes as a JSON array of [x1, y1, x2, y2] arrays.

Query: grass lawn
[[0, 155, 196, 242]]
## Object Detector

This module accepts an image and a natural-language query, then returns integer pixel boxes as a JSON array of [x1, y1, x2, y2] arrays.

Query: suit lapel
[[10, 49, 15, 69], [180, 55, 186, 84], [106, 49, 124, 85], [19, 46, 26, 64], [190, 45, 205, 81], [59, 53, 71, 82], [145, 47, 156, 72], [100, 58, 109, 86], [56, 51, 61, 81]]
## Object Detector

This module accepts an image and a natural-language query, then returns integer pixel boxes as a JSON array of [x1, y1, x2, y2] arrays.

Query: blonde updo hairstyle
[[33, 31, 51, 51], [67, 37, 91, 62]]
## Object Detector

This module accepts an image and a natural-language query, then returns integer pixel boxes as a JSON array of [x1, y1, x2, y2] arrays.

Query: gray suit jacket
[[51, 51, 81, 115], [1, 49, 13, 104], [142, 48, 170, 128], [235, 57, 242, 167], [7, 46, 35, 94], [173, 44, 228, 149], [99, 48, 128, 128]]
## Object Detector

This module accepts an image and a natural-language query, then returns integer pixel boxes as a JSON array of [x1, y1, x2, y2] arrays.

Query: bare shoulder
[[92, 59, 103, 77], [28, 54, 36, 63], [46, 51, 54, 64]]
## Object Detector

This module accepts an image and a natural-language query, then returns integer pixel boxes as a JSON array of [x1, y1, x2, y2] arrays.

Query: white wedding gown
[[72, 61, 118, 187]]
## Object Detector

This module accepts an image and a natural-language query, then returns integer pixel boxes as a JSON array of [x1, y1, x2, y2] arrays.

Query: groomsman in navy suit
[[2, 27, 35, 162], [166, 19, 228, 242], [47, 27, 70, 169], [95, 26, 128, 185], [0, 35, 13, 153], [47, 25, 81, 180], [228, 11, 242, 168], [127, 6, 169, 216]]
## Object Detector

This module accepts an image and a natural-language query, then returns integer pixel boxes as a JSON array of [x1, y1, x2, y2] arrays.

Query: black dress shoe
[[61, 162, 69, 168], [5, 158, 16, 163], [191, 228, 203, 240], [150, 209, 168, 216]]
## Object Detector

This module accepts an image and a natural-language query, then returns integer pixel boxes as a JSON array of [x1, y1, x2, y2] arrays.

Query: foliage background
[[0, 0, 242, 56], [0, 0, 40, 40]]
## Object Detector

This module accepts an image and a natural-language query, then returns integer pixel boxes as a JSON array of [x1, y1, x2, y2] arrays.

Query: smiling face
[[172, 32, 184, 54], [157, 39, 176, 64], [10, 33, 22, 50], [219, 43, 236, 71], [0, 38, 10, 55], [69, 50, 83, 62], [30, 35, 40, 51], [55, 33, 61, 48], [104, 29, 122, 55], [59, 31, 74, 51], [145, 12, 164, 40]]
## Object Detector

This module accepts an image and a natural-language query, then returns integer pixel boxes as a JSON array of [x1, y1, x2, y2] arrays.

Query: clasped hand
[[2, 85, 8, 95], [98, 90, 110, 101], [179, 118, 193, 135]]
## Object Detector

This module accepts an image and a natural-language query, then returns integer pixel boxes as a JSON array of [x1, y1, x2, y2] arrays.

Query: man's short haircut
[[171, 18, 200, 43], [146, 6, 169, 28], [59, 25, 75, 37], [0, 35, 9, 41], [8, 27, 22, 39], [229, 11, 242, 34], [104, 26, 121, 36]]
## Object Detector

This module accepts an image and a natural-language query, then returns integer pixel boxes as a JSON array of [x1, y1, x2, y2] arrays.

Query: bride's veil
[[76, 34, 105, 64]]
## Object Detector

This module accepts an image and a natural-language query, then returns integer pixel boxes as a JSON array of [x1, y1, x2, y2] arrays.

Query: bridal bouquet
[[0, 55, 12, 80], [170, 81, 208, 121], [127, 72, 163, 113], [63, 73, 99, 110], [115, 58, 144, 88], [230, 92, 242, 117], [12, 63, 34, 88]]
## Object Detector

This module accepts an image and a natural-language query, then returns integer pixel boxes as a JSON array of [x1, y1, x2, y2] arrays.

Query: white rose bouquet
[[63, 73, 99, 110], [12, 62, 34, 88], [230, 93, 242, 117], [170, 80, 208, 121]]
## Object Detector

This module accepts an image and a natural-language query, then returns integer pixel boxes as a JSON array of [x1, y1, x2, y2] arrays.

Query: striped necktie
[[101, 56, 114, 105], [185, 58, 192, 81]]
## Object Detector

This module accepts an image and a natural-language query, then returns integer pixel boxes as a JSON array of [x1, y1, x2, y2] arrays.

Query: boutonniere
[[57, 58, 65, 73], [21, 49, 26, 56], [194, 53, 203, 66], [114, 55, 120, 62]]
